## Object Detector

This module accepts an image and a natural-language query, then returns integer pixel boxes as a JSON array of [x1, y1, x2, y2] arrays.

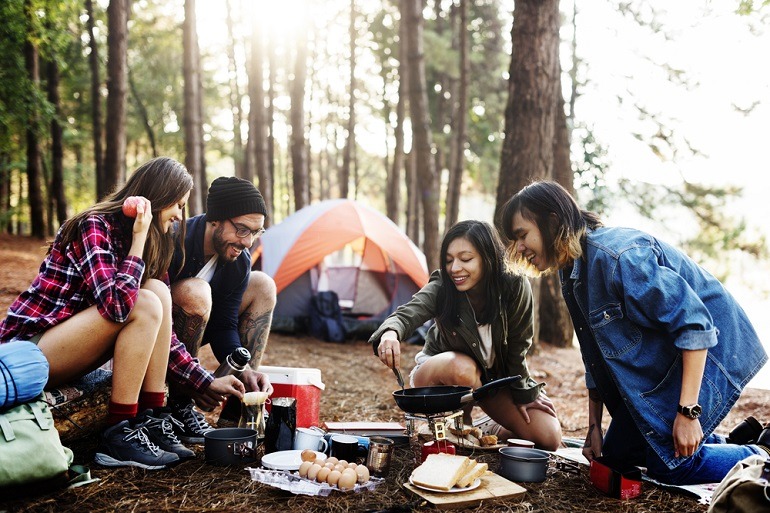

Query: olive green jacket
[[369, 270, 543, 404]]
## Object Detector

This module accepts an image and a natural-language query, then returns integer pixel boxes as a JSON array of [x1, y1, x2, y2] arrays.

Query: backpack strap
[[29, 400, 53, 430], [0, 412, 15, 442]]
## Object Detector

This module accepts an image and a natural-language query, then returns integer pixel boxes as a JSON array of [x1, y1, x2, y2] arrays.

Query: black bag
[[309, 291, 347, 342]]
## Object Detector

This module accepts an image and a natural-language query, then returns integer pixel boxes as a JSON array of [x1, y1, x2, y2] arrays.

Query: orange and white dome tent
[[253, 199, 429, 334]]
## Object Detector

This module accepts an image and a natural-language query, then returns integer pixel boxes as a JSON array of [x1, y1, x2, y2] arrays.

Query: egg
[[355, 465, 370, 483], [326, 469, 342, 487], [300, 449, 317, 463], [334, 463, 347, 473], [315, 453, 328, 466], [341, 467, 357, 480], [337, 471, 357, 491], [298, 461, 313, 478], [307, 463, 323, 481], [346, 462, 358, 469], [337, 460, 349, 467], [316, 467, 331, 483], [324, 461, 336, 469], [326, 457, 339, 466]]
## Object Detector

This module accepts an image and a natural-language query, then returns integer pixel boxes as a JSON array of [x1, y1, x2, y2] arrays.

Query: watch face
[[683, 404, 702, 419]]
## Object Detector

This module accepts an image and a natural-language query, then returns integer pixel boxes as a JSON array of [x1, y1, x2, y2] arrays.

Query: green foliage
[[572, 123, 612, 215]]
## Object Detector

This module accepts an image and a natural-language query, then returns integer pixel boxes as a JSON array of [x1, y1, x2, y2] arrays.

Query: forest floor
[[0, 233, 768, 512]]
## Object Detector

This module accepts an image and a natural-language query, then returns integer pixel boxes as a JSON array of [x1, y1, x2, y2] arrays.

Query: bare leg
[[141, 279, 173, 393], [237, 271, 276, 368], [38, 286, 164, 405], [170, 278, 212, 359], [412, 351, 562, 450]]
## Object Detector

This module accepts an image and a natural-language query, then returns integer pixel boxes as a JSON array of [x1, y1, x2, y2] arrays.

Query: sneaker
[[167, 401, 214, 444], [472, 414, 505, 437], [134, 410, 196, 461], [94, 420, 180, 470]]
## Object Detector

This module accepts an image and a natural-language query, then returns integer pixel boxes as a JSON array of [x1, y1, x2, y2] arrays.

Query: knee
[[446, 356, 480, 387], [171, 278, 212, 318], [131, 289, 163, 327], [143, 278, 172, 310], [535, 418, 562, 451], [246, 271, 276, 308]]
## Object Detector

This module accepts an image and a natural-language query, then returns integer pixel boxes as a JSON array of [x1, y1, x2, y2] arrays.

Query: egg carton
[[246, 468, 384, 497]]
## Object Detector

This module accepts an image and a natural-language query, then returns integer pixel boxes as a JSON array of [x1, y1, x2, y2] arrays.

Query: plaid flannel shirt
[[0, 213, 213, 392]]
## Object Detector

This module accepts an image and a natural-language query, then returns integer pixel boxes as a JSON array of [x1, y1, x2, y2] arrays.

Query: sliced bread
[[410, 453, 472, 491], [457, 461, 488, 488]]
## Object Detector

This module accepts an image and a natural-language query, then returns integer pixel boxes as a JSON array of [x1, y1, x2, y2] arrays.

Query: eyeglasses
[[226, 219, 266, 239]]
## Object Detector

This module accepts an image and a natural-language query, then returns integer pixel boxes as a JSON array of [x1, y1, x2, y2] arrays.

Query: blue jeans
[[602, 402, 763, 485]]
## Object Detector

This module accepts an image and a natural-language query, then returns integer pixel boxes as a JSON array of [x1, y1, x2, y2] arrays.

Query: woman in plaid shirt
[[0, 157, 243, 469]]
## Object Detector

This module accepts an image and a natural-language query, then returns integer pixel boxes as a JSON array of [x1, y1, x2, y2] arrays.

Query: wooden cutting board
[[404, 471, 527, 509]]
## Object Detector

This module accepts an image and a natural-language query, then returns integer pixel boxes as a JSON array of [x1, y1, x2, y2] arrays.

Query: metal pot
[[498, 447, 549, 483], [204, 428, 258, 466], [392, 375, 521, 415]]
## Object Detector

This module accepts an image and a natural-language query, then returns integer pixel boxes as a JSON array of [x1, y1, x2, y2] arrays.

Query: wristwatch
[[677, 403, 702, 419]]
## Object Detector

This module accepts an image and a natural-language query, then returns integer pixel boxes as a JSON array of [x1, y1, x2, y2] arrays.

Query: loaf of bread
[[457, 461, 488, 488], [411, 454, 473, 491]]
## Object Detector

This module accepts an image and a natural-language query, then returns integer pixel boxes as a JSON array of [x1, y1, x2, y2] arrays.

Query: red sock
[[138, 391, 166, 411], [107, 401, 138, 426]]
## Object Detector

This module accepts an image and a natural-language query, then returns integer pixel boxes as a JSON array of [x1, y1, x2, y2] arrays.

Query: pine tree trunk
[[23, 14, 45, 239], [246, 10, 270, 213], [290, 23, 309, 211], [494, 0, 561, 347], [266, 40, 276, 214], [183, 0, 205, 215], [444, 0, 468, 232], [47, 59, 68, 226], [104, 0, 129, 191], [340, 0, 356, 199], [85, 0, 106, 200], [225, 0, 244, 179], [402, 0, 439, 270], [387, 13, 407, 226]]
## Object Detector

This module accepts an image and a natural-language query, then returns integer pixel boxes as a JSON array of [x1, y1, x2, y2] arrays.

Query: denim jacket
[[560, 227, 767, 469]]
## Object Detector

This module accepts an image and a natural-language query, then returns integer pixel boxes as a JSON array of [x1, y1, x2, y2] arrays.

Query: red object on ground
[[421, 439, 456, 462], [589, 456, 643, 500], [261, 366, 324, 428]]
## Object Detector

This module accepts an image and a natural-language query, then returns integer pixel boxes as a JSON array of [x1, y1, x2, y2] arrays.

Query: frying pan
[[392, 375, 522, 414]]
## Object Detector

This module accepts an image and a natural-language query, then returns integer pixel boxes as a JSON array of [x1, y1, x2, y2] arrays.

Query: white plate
[[260, 450, 326, 471], [408, 476, 481, 494]]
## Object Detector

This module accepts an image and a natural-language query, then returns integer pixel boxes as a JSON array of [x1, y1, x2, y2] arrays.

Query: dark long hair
[[57, 157, 193, 281], [501, 181, 602, 272], [437, 220, 508, 327]]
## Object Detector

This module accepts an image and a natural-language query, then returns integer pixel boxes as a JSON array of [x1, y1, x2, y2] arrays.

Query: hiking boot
[[726, 416, 764, 445], [94, 420, 180, 470], [167, 401, 214, 444], [134, 410, 196, 461]]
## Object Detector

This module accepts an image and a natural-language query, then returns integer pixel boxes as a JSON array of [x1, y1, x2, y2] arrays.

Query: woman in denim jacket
[[502, 181, 768, 485], [370, 220, 562, 450]]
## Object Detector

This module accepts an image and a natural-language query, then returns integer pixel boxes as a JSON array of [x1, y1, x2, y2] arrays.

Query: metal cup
[[365, 436, 395, 477]]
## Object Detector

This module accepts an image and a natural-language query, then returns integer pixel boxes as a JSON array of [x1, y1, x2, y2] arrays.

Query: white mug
[[293, 427, 329, 452]]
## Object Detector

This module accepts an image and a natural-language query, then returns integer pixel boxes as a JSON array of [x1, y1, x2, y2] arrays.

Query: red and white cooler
[[261, 366, 325, 428]]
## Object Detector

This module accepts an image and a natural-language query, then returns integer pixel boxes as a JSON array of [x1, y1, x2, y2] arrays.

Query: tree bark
[[85, 0, 106, 200], [183, 0, 206, 215], [246, 8, 269, 209], [47, 59, 68, 227], [494, 0, 560, 348], [340, 0, 356, 199], [266, 37, 276, 214], [403, 0, 439, 270], [290, 20, 309, 211], [444, 0, 468, 232], [104, 0, 129, 191], [494, 0, 559, 220], [387, 10, 408, 226], [225, 0, 244, 179], [23, 9, 45, 239]]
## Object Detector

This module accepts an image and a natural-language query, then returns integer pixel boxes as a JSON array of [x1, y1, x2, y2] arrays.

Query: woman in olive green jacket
[[370, 220, 561, 450]]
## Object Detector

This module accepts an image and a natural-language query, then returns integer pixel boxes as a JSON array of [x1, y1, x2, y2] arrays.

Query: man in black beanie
[[164, 176, 276, 442]]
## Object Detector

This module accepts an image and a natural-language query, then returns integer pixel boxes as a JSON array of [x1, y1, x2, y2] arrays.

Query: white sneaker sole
[[94, 452, 173, 470]]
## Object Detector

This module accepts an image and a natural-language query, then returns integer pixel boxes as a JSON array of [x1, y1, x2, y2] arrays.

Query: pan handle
[[459, 375, 522, 404]]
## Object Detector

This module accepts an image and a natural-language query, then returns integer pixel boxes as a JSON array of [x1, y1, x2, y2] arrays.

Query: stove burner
[[404, 410, 464, 440]]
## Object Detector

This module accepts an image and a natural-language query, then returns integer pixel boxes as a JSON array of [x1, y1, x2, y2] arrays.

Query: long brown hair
[[57, 157, 193, 281]]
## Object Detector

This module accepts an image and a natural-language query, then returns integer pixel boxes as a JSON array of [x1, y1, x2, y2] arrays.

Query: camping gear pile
[[253, 199, 429, 339]]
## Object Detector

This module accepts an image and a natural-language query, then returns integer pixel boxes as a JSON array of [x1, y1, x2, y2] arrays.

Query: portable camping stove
[[404, 410, 464, 441]]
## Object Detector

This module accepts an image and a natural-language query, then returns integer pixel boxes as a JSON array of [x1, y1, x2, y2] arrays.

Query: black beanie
[[206, 176, 267, 221]]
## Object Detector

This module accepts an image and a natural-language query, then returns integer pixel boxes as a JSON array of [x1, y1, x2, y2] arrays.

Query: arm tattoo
[[239, 310, 272, 368], [585, 424, 596, 447], [172, 302, 207, 358]]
